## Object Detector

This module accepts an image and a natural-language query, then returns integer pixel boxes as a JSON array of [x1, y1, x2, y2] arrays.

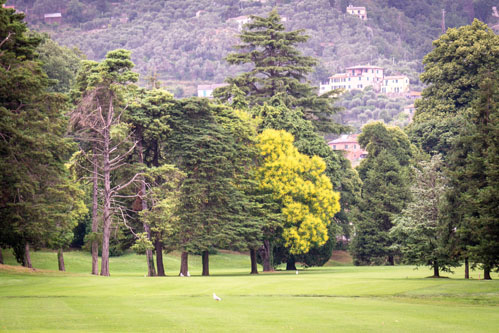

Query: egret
[[213, 293, 222, 301]]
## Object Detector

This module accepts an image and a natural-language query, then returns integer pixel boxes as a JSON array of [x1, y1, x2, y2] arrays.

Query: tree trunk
[[464, 258, 469, 279], [155, 239, 165, 276], [0, 247, 3, 264], [433, 260, 440, 277], [57, 248, 65, 271], [91, 146, 99, 275], [250, 248, 258, 274], [138, 137, 156, 277], [484, 266, 492, 280], [387, 255, 395, 266], [179, 251, 188, 276], [23, 242, 32, 268], [286, 255, 297, 271], [100, 98, 113, 277], [260, 240, 272, 272], [202, 250, 209, 276]]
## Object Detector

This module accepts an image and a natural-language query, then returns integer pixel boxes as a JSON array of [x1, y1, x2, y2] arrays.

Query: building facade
[[197, 83, 228, 98], [320, 65, 385, 93], [382, 75, 410, 94], [346, 5, 367, 20], [328, 134, 367, 167]]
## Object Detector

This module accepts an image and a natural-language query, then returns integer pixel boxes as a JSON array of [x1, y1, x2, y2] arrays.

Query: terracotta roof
[[346, 65, 383, 70], [44, 13, 62, 18], [330, 73, 349, 78], [384, 75, 408, 80], [347, 5, 366, 10], [328, 134, 360, 145]]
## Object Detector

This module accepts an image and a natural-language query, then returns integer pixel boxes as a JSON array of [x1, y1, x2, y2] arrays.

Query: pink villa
[[328, 134, 367, 166]]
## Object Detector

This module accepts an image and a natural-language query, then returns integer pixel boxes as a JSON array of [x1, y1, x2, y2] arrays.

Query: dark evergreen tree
[[449, 71, 499, 279], [0, 3, 85, 267], [164, 98, 261, 276], [350, 122, 414, 265], [127, 88, 174, 277]]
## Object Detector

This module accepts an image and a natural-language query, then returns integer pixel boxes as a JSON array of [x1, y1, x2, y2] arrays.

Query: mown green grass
[[1, 250, 498, 332]]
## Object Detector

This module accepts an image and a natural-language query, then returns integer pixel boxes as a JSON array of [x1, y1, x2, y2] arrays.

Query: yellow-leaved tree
[[256, 129, 341, 254]]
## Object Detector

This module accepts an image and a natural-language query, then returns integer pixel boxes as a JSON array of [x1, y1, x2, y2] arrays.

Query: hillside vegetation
[[9, 0, 498, 93]]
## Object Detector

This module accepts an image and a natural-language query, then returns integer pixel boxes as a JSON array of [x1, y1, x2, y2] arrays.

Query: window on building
[[354, 145, 357, 149], [345, 144, 349, 149], [333, 145, 336, 149]]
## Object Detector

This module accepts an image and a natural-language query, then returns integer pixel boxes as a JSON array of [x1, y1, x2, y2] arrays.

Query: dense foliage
[[0, 2, 86, 267]]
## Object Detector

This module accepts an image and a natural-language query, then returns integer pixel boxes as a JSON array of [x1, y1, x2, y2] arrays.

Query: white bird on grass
[[213, 293, 222, 301], [179, 272, 184, 277]]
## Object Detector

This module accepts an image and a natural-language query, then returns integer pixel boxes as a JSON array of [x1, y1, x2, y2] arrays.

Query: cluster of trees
[[9, 0, 497, 94], [0, 6, 358, 276], [350, 20, 498, 279]]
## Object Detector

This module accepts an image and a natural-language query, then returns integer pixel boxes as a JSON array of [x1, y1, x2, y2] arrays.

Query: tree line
[[0, 4, 497, 279]]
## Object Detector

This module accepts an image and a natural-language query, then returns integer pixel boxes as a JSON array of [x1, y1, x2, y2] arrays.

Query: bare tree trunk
[[58, 248, 65, 271], [202, 250, 209, 276], [180, 251, 188, 276], [100, 99, 113, 277], [260, 240, 272, 272], [464, 258, 469, 279], [0, 247, 3, 264], [286, 255, 297, 271], [138, 138, 156, 277], [484, 266, 492, 280], [250, 248, 258, 274], [91, 147, 99, 275], [155, 239, 165, 276], [433, 260, 440, 277], [23, 243, 32, 268], [387, 255, 395, 266]]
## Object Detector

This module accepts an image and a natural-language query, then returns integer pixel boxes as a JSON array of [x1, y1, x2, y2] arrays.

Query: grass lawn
[[0, 250, 498, 332]]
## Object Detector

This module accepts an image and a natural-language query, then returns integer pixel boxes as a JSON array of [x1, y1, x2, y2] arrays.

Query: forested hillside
[[7, 0, 498, 95]]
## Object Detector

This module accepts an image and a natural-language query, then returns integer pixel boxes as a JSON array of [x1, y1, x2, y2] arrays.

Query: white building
[[347, 5, 367, 20], [227, 15, 252, 30], [320, 65, 384, 94], [197, 83, 228, 98], [382, 75, 410, 94]]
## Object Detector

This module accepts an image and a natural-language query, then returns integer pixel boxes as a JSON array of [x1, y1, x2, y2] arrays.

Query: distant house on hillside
[[44, 13, 62, 24], [227, 15, 251, 30], [197, 83, 228, 98], [2, 4, 15, 10], [346, 5, 367, 20], [328, 134, 367, 167], [382, 75, 410, 94], [404, 104, 416, 122], [407, 90, 422, 100], [320, 65, 384, 94]]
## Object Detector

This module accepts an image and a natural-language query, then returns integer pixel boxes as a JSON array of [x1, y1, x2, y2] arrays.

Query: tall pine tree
[[214, 9, 345, 133]]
